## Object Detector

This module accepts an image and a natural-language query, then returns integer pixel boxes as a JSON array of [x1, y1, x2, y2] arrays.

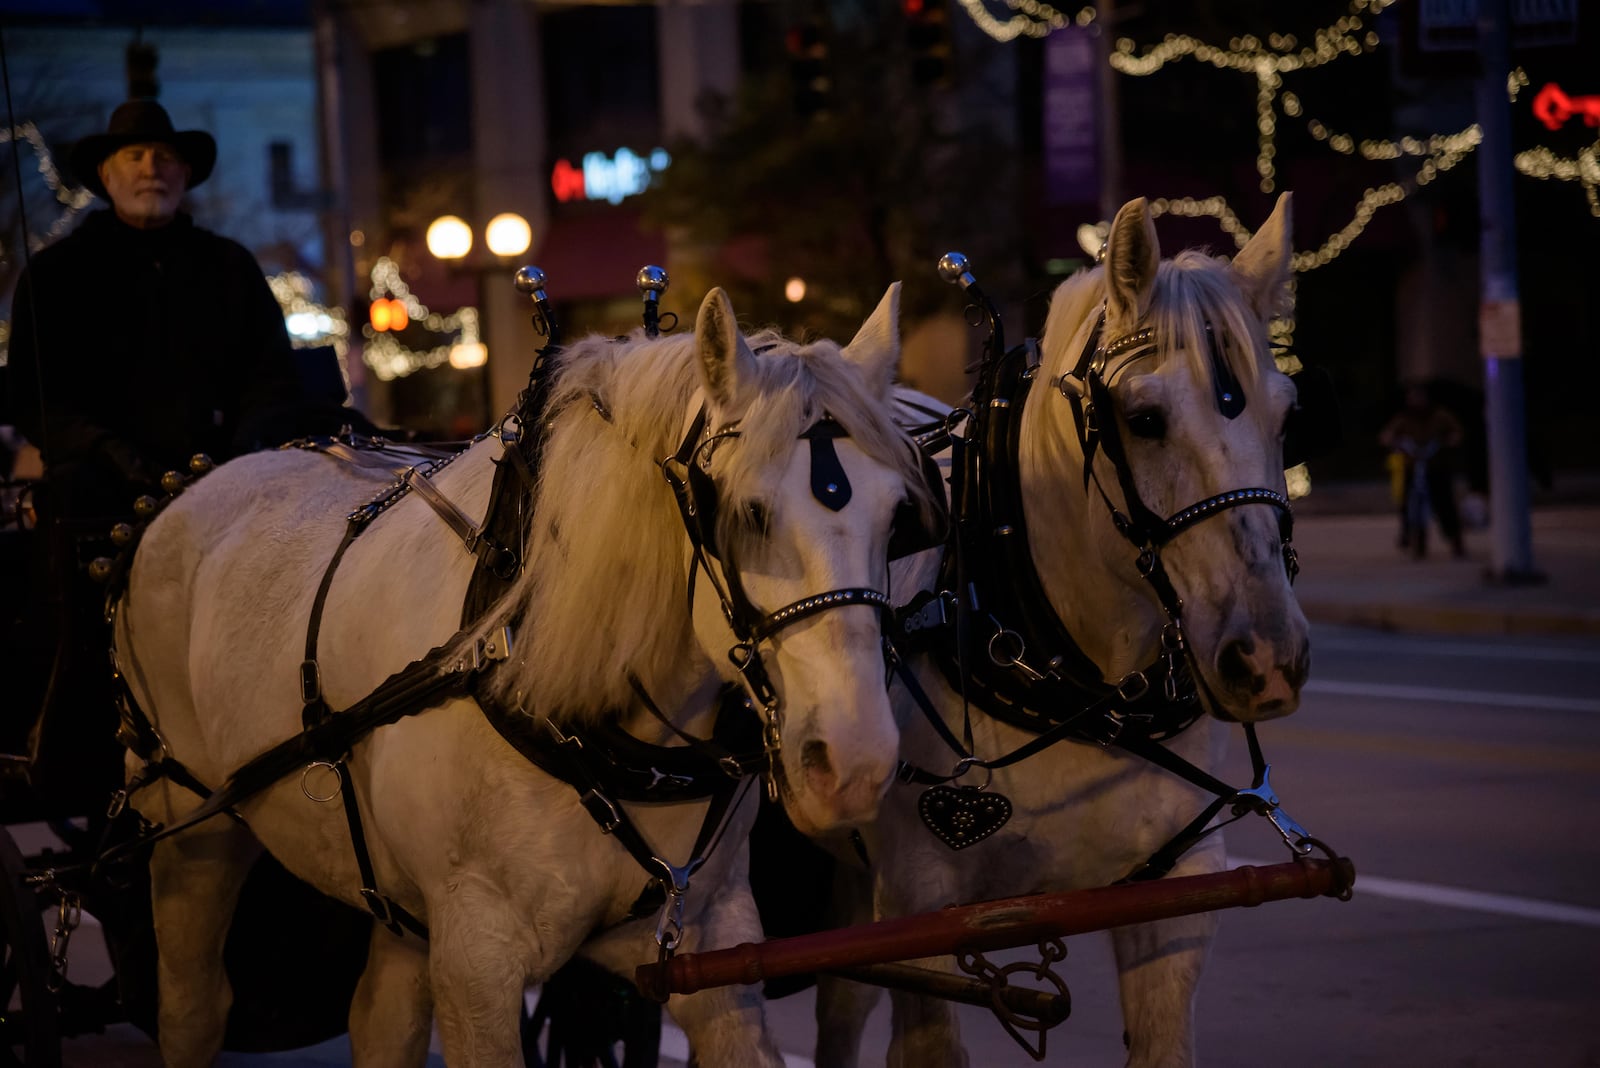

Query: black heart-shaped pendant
[[917, 785, 1013, 850]]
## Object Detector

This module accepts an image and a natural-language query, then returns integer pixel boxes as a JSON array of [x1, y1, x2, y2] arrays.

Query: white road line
[[1303, 679, 1600, 713], [1314, 635, 1600, 664], [1231, 857, 1600, 928]]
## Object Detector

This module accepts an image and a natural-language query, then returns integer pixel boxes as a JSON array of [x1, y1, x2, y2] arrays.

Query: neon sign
[[550, 147, 671, 205], [1532, 83, 1600, 132]]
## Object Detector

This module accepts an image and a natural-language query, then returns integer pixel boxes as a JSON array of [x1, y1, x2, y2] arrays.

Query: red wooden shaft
[[637, 859, 1351, 1000]]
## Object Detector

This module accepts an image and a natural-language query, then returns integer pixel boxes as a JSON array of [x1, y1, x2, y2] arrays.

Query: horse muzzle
[[1209, 629, 1310, 722]]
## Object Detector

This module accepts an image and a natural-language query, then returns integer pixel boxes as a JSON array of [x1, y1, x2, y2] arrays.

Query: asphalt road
[[40, 623, 1600, 1067]]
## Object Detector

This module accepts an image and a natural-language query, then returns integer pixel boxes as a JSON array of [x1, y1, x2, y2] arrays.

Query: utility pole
[[1474, 0, 1539, 582], [1095, 0, 1122, 226], [311, 0, 365, 414]]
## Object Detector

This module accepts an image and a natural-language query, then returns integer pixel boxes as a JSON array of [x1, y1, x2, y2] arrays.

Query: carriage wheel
[[0, 828, 60, 1067], [521, 957, 661, 1068]]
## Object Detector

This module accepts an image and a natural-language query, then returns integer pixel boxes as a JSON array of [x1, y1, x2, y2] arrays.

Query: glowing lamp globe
[[485, 213, 532, 258], [784, 277, 807, 303], [426, 215, 472, 260]]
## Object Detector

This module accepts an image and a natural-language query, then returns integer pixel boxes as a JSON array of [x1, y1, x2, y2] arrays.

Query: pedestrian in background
[[1379, 383, 1466, 559]]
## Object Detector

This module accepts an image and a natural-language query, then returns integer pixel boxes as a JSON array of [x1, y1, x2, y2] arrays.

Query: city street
[[42, 622, 1600, 1067]]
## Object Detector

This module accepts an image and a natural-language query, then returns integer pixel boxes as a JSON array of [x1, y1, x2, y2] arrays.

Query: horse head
[[1029, 194, 1309, 722], [685, 284, 934, 833], [489, 284, 933, 836]]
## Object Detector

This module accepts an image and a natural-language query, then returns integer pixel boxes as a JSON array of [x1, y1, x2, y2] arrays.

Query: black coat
[[6, 209, 306, 511]]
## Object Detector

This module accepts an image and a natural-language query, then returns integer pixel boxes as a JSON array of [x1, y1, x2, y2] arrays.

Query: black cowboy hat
[[68, 100, 216, 201]]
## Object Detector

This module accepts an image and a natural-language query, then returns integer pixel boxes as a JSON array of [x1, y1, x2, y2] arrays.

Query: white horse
[[114, 284, 935, 1067], [817, 195, 1310, 1068]]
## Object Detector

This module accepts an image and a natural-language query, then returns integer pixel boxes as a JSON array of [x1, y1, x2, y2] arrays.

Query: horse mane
[[473, 324, 933, 726], [1038, 249, 1271, 392]]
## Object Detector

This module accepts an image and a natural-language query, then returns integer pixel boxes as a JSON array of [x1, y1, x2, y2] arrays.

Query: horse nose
[[1217, 637, 1265, 695], [801, 738, 833, 780], [798, 735, 892, 825], [1215, 634, 1308, 718]]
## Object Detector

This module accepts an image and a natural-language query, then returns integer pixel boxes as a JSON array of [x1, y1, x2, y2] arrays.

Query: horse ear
[[1104, 197, 1160, 325], [1232, 192, 1294, 320], [841, 282, 901, 399], [695, 286, 757, 412]]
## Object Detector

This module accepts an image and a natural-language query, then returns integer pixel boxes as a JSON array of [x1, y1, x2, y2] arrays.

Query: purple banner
[[1044, 26, 1099, 207]]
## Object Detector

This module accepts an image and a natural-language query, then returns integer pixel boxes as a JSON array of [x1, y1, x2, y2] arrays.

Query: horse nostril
[[800, 739, 833, 777], [1217, 638, 1264, 695]]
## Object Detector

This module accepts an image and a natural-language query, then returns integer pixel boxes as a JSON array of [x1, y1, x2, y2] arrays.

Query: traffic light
[[786, 22, 831, 117], [904, 0, 951, 88]]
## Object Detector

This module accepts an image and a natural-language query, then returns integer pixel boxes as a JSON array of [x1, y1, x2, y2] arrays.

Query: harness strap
[[892, 646, 1273, 883], [892, 649, 1184, 783], [403, 463, 516, 578], [101, 639, 488, 866], [628, 676, 769, 780], [302, 520, 360, 728], [336, 756, 430, 937], [478, 696, 756, 917]]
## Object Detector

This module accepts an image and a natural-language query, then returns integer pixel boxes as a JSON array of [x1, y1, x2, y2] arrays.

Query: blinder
[[678, 414, 946, 565]]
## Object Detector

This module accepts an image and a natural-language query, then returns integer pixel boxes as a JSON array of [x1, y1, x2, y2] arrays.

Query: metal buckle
[[579, 788, 622, 834], [1096, 711, 1126, 748], [1116, 672, 1149, 703], [299, 659, 322, 703], [902, 592, 954, 636], [359, 887, 405, 934]]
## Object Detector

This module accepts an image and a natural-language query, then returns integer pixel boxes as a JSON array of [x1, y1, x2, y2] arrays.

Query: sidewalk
[[1290, 504, 1600, 637]]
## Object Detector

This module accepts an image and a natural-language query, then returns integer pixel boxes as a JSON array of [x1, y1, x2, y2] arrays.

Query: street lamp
[[425, 210, 533, 417], [485, 213, 532, 258], [426, 214, 473, 261]]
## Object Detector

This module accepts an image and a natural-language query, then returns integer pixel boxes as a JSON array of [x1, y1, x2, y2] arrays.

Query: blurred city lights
[[449, 342, 488, 369], [426, 215, 472, 260], [485, 213, 532, 257]]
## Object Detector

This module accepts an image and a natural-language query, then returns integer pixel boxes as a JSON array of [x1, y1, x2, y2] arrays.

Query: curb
[[1299, 600, 1600, 638]]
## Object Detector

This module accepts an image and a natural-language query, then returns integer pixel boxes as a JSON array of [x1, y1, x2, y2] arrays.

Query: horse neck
[[1016, 395, 1165, 682]]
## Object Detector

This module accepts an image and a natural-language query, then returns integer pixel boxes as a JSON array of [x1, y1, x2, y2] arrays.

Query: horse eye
[[741, 500, 770, 537], [1126, 409, 1166, 440]]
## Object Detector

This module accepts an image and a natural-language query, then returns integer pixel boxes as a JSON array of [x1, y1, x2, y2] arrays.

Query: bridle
[[659, 402, 939, 798], [1053, 307, 1300, 667]]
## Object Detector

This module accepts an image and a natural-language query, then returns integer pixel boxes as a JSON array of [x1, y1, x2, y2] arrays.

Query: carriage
[[0, 193, 1350, 1067]]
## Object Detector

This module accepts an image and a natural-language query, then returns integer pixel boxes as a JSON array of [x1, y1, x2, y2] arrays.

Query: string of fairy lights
[[956, 0, 1600, 266], [359, 257, 480, 382], [5, 4, 1596, 381], [0, 122, 97, 258]]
